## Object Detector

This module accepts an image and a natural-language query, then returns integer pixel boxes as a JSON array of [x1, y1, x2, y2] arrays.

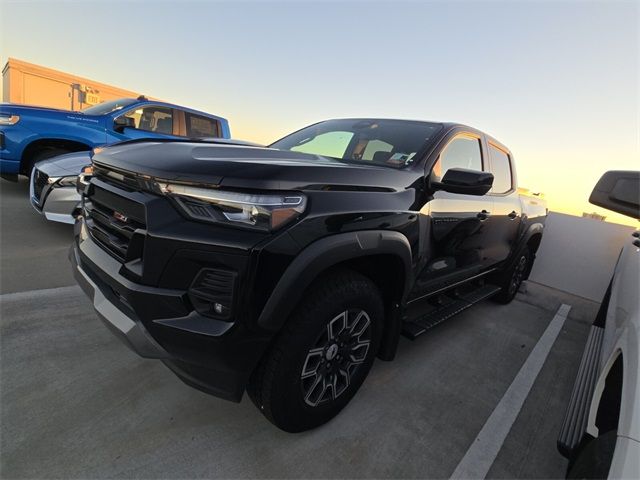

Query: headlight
[[56, 176, 79, 187], [159, 183, 307, 231], [0, 114, 20, 125], [76, 166, 94, 194]]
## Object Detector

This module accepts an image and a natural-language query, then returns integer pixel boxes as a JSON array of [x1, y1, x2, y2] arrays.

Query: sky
[[1, 0, 638, 225]]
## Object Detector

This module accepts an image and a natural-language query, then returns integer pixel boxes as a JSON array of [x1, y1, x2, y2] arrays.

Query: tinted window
[[432, 136, 482, 180], [122, 106, 173, 134], [489, 145, 513, 193], [186, 112, 219, 138], [271, 119, 442, 168]]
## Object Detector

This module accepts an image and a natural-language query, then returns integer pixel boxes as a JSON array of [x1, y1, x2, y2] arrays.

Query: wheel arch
[[257, 230, 413, 360], [587, 350, 624, 438], [21, 138, 92, 173], [526, 230, 543, 254]]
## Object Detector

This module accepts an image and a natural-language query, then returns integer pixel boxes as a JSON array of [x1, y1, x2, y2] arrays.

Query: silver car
[[30, 151, 91, 224]]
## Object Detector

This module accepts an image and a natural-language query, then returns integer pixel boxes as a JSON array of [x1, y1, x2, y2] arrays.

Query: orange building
[[2, 58, 142, 111]]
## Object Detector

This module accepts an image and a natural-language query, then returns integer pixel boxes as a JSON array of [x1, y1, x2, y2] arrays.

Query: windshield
[[81, 98, 138, 115], [270, 119, 442, 168]]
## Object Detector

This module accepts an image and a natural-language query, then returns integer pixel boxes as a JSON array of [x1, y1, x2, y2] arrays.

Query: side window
[[432, 136, 482, 180], [185, 112, 219, 138], [290, 131, 354, 158], [121, 106, 173, 135], [488, 145, 513, 193]]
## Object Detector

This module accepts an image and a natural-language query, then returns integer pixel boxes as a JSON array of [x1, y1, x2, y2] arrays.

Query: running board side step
[[401, 284, 501, 340], [557, 325, 605, 459]]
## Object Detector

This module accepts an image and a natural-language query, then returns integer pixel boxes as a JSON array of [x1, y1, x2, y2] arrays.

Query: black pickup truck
[[71, 119, 547, 432]]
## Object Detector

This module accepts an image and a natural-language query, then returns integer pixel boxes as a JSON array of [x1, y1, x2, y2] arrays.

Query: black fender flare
[[257, 230, 413, 332], [509, 221, 544, 276]]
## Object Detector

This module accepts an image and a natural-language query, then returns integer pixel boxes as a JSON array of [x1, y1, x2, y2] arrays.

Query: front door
[[109, 105, 182, 142], [410, 133, 495, 301]]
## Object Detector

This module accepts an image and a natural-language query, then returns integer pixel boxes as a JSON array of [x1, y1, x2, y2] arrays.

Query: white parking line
[[0, 285, 80, 303], [450, 303, 572, 480]]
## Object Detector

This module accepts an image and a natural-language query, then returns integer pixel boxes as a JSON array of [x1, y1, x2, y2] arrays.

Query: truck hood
[[0, 103, 101, 123], [92, 141, 420, 192], [1, 103, 76, 115], [35, 151, 92, 177]]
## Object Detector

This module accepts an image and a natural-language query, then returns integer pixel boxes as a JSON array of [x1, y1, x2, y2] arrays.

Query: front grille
[[32, 169, 49, 204], [93, 163, 157, 193], [85, 184, 146, 262]]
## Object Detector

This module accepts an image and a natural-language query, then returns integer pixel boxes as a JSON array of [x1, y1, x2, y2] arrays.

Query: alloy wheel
[[509, 255, 528, 295], [300, 309, 371, 407]]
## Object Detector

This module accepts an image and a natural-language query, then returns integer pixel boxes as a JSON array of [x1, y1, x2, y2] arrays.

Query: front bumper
[[70, 218, 273, 402], [72, 245, 169, 358], [30, 168, 80, 224]]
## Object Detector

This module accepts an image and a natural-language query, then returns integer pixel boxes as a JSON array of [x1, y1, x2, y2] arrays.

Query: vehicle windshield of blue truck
[[81, 98, 138, 115], [270, 119, 442, 169]]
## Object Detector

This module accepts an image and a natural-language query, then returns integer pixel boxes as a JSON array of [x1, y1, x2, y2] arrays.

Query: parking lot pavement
[[0, 178, 76, 294], [0, 175, 600, 478], [0, 279, 597, 478]]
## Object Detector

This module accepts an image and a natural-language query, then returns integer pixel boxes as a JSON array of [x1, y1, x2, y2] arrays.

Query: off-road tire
[[248, 269, 384, 432], [492, 246, 531, 304]]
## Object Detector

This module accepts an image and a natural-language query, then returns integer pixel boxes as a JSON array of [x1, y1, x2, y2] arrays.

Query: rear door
[[485, 142, 522, 264]]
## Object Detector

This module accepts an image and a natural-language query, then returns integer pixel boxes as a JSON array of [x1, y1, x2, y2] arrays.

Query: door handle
[[477, 210, 490, 221], [632, 231, 639, 238], [633, 239, 640, 248], [508, 210, 518, 219]]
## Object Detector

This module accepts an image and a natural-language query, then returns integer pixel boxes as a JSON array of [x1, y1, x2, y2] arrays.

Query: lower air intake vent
[[188, 268, 237, 321]]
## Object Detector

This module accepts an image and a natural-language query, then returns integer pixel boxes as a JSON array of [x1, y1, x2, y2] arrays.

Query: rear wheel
[[492, 247, 530, 304], [567, 431, 617, 479], [248, 269, 383, 432]]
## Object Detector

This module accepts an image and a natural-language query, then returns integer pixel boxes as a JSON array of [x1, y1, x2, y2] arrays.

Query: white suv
[[558, 170, 639, 479]]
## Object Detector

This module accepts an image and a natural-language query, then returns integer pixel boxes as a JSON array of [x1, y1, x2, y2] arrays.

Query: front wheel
[[24, 147, 72, 176], [248, 269, 384, 432], [492, 247, 531, 304]]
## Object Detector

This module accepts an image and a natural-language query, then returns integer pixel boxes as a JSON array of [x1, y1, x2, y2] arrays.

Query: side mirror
[[589, 170, 640, 220], [113, 116, 135, 133], [432, 168, 494, 196]]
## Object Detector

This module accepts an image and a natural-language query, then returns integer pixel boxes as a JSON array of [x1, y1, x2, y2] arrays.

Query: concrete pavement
[[0, 176, 599, 478]]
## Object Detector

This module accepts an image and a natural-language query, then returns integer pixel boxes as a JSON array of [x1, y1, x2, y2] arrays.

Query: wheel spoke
[[349, 310, 370, 338], [304, 374, 325, 407], [301, 347, 324, 379], [327, 311, 347, 341], [349, 341, 370, 363]]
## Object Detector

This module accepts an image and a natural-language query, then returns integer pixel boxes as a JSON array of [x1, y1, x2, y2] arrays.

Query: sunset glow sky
[[1, 1, 638, 225]]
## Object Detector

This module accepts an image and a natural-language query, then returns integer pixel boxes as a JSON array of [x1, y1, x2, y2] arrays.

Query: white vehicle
[[558, 170, 640, 479]]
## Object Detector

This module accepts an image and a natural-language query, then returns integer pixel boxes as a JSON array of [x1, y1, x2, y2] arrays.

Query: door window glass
[[433, 136, 482, 180], [121, 106, 173, 134], [489, 145, 513, 193], [186, 112, 219, 138]]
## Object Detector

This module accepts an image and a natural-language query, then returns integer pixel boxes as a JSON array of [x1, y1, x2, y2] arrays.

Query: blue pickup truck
[[0, 96, 231, 179]]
